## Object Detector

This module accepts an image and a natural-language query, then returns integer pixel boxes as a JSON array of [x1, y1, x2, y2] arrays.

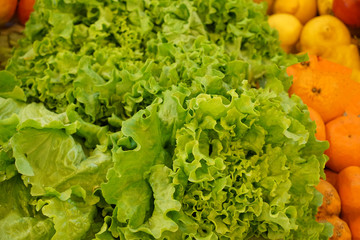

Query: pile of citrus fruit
[[256, 0, 360, 239], [263, 0, 360, 83], [287, 54, 360, 239]]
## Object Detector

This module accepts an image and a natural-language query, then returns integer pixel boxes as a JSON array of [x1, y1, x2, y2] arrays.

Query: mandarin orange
[[308, 106, 326, 141], [325, 114, 360, 172], [288, 54, 353, 123], [324, 168, 338, 189], [315, 179, 341, 218], [337, 166, 360, 240]]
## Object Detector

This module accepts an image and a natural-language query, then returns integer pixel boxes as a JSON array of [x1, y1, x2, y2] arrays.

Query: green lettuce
[[4, 0, 299, 127], [99, 85, 330, 239], [0, 96, 113, 239], [0, 0, 332, 239], [172, 88, 329, 239], [40, 198, 97, 240], [0, 176, 55, 240]]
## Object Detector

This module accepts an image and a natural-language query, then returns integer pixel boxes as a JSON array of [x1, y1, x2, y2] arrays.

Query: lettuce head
[[0, 0, 332, 239]]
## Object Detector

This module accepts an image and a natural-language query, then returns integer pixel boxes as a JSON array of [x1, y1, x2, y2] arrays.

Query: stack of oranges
[[287, 54, 360, 240]]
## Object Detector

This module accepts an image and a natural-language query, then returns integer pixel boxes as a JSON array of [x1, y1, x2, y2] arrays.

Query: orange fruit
[[307, 106, 326, 141], [324, 168, 338, 189], [288, 54, 354, 123], [0, 0, 17, 25], [337, 166, 360, 216], [344, 79, 360, 116], [325, 114, 360, 172], [337, 166, 360, 240], [315, 179, 341, 218], [341, 215, 360, 240], [325, 215, 352, 240], [346, 100, 360, 116]]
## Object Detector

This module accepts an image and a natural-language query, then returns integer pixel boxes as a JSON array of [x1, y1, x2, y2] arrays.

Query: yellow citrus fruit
[[299, 15, 352, 56], [268, 13, 303, 53], [322, 44, 360, 71], [273, 0, 317, 24], [317, 0, 334, 15]]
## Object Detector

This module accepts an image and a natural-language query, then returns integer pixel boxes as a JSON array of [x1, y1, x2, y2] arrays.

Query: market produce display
[[263, 0, 360, 239], [1, 0, 355, 239], [266, 0, 360, 83], [288, 55, 360, 240]]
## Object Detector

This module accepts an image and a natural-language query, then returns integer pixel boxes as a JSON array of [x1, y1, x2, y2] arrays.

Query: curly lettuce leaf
[[40, 198, 96, 240], [0, 71, 26, 101], [0, 176, 55, 240], [102, 103, 175, 229], [0, 149, 17, 182], [11, 128, 85, 182], [11, 127, 112, 204], [99, 84, 330, 239], [0, 0, 330, 239], [0, 97, 25, 145], [3, 0, 300, 128], [171, 87, 329, 239]]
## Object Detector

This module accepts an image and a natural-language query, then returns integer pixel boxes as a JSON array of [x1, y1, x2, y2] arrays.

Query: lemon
[[268, 13, 303, 53], [317, 0, 334, 15], [322, 44, 360, 70], [299, 15, 351, 56], [273, 0, 317, 24]]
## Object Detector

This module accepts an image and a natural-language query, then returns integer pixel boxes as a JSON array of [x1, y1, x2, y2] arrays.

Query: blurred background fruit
[[17, 0, 36, 25], [0, 0, 18, 26], [333, 0, 360, 28], [317, 0, 334, 15]]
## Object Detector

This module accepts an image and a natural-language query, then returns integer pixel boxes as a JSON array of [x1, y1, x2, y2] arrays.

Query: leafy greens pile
[[0, 0, 332, 239]]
